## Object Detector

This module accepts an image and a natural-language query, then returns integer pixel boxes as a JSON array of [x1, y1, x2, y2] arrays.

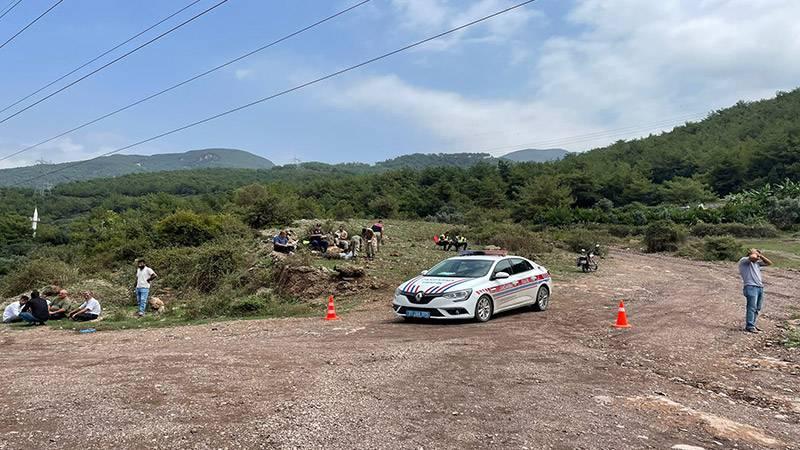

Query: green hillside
[[0, 148, 274, 188]]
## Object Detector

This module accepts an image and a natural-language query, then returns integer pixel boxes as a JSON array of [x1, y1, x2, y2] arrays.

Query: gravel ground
[[1, 250, 799, 449]]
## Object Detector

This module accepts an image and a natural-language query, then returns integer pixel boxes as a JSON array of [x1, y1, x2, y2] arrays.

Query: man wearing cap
[[49, 290, 76, 320], [738, 248, 772, 333]]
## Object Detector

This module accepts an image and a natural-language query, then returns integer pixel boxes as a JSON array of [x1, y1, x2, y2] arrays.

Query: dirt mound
[[275, 263, 384, 301]]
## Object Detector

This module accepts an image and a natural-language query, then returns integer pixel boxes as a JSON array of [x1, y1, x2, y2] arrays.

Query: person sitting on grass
[[69, 292, 102, 322], [309, 224, 329, 253], [334, 225, 349, 251], [272, 230, 296, 254], [49, 289, 76, 320], [19, 290, 49, 326], [3, 295, 28, 324]]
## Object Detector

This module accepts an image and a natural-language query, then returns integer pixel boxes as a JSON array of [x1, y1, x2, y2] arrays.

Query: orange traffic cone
[[324, 295, 340, 321], [613, 300, 631, 328]]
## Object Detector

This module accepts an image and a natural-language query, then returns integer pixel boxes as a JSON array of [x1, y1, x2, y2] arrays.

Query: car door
[[489, 259, 518, 311], [508, 258, 536, 307]]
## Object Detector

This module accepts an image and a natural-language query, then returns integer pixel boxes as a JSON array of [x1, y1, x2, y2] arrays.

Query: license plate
[[406, 310, 431, 319]]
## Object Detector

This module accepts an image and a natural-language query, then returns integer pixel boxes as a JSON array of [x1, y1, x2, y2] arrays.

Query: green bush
[[1, 257, 79, 296], [229, 296, 269, 315], [155, 210, 220, 247], [701, 236, 744, 261], [146, 239, 249, 293], [470, 222, 552, 258], [644, 221, 687, 253], [766, 197, 800, 230], [690, 222, 779, 238], [558, 229, 605, 254]]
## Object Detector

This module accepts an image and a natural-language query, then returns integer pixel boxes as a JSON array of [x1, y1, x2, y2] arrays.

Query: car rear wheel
[[532, 285, 550, 311], [474, 295, 493, 322]]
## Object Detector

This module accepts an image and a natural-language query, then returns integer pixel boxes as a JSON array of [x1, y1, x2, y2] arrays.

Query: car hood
[[397, 276, 481, 295]]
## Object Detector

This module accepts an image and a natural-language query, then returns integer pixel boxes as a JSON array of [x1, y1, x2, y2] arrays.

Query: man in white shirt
[[135, 259, 158, 317], [69, 291, 102, 322], [3, 295, 28, 323]]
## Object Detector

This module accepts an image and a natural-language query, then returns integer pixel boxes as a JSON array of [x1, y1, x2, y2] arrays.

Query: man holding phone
[[738, 248, 772, 333]]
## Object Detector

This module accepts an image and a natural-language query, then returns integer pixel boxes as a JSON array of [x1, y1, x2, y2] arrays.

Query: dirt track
[[1, 250, 799, 449]]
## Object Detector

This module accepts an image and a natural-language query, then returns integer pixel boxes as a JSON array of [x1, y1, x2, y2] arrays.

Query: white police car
[[392, 251, 552, 322]]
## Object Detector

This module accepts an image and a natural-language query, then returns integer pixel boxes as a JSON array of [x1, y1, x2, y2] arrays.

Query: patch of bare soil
[[1, 250, 798, 449]]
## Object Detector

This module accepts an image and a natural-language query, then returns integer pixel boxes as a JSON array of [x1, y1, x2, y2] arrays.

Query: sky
[[0, 0, 798, 168]]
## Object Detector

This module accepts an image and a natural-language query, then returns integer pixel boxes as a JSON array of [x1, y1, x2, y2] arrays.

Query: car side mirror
[[493, 271, 510, 280], [420, 270, 428, 276]]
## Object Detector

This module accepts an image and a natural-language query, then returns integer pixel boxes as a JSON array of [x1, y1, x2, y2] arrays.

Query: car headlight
[[441, 289, 472, 302], [394, 288, 402, 297]]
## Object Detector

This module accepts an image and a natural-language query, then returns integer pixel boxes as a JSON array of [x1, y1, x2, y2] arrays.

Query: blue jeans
[[743, 285, 764, 330], [136, 288, 150, 314], [19, 312, 44, 324]]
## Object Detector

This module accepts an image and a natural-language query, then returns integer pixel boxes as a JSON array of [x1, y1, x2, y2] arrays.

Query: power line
[[0, 0, 230, 125], [0, 0, 24, 22], [8, 0, 540, 187], [0, 0, 62, 51], [0, 0, 371, 163], [0, 0, 204, 116]]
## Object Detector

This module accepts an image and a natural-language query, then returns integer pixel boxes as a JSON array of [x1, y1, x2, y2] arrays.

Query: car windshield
[[425, 259, 494, 278]]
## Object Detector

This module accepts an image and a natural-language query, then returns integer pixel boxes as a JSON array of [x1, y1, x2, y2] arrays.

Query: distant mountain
[[375, 152, 495, 170], [0, 148, 274, 188], [501, 148, 570, 162]]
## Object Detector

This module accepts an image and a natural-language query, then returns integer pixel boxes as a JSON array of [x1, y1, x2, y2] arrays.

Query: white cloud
[[234, 68, 256, 80], [0, 134, 135, 170], [390, 0, 543, 51], [330, 74, 600, 155], [328, 0, 800, 154]]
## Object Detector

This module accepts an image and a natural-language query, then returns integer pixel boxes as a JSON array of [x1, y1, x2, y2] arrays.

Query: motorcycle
[[576, 246, 599, 272]]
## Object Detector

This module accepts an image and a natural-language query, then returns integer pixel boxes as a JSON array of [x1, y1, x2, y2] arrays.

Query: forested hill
[[554, 89, 800, 196], [0, 148, 274, 188]]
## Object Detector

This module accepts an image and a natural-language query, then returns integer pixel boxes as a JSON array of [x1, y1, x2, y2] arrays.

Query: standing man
[[371, 220, 384, 250], [738, 248, 772, 333], [135, 259, 158, 317], [49, 290, 76, 320]]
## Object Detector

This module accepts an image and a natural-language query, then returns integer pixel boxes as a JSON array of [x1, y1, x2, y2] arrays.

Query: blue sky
[[0, 0, 798, 168]]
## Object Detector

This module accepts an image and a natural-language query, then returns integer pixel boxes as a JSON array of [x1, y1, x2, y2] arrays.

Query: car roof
[[447, 255, 525, 262]]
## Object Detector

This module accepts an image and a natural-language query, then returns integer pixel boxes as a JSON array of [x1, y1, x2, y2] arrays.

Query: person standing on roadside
[[135, 259, 158, 317], [738, 248, 772, 333]]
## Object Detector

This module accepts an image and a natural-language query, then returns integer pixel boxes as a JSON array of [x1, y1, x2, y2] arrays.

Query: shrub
[[470, 222, 552, 258], [606, 224, 645, 238], [229, 296, 269, 316], [155, 210, 220, 247], [558, 229, 605, 254], [1, 258, 79, 297], [766, 197, 800, 230], [146, 239, 249, 293], [643, 221, 687, 253], [690, 222, 779, 238], [701, 236, 744, 261]]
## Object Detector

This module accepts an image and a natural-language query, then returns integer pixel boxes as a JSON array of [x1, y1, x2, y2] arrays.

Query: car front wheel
[[532, 285, 550, 311], [474, 295, 493, 322]]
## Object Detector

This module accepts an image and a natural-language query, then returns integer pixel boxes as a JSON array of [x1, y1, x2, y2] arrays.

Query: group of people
[[2, 258, 160, 326], [3, 289, 102, 325], [272, 220, 386, 261], [435, 232, 468, 252]]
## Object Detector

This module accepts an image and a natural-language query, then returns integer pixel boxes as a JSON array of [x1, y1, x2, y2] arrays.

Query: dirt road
[[1, 251, 799, 449]]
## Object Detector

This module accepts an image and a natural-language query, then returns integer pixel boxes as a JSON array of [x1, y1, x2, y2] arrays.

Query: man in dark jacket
[[19, 290, 49, 325]]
